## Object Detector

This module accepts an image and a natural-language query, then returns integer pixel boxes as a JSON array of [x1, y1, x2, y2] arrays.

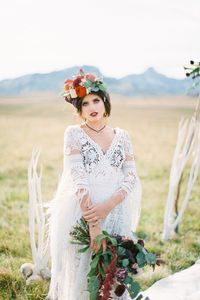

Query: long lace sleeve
[[118, 130, 142, 232], [119, 130, 138, 197], [63, 126, 91, 208]]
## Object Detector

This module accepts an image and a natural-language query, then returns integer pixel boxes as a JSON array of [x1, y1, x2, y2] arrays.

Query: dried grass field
[[0, 93, 199, 299]]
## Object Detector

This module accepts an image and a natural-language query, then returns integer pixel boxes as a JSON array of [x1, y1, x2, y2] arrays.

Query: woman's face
[[81, 94, 106, 123]]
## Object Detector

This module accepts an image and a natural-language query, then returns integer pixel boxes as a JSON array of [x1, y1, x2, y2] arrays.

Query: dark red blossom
[[73, 77, 82, 87], [114, 284, 126, 296], [71, 99, 78, 108], [116, 268, 128, 281], [138, 239, 145, 247]]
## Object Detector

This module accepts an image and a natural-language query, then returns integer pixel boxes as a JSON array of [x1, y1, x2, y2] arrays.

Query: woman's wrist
[[88, 221, 99, 229], [106, 197, 117, 212], [106, 189, 126, 210]]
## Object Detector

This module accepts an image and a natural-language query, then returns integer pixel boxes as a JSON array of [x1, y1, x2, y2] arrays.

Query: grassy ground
[[0, 93, 199, 299]]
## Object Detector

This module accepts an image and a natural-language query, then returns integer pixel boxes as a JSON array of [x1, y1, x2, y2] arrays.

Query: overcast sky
[[0, 0, 199, 81]]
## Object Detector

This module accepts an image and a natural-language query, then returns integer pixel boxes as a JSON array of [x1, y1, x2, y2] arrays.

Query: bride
[[46, 69, 142, 299]]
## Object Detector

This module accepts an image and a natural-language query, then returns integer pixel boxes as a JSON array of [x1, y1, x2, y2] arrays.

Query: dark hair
[[76, 90, 111, 117]]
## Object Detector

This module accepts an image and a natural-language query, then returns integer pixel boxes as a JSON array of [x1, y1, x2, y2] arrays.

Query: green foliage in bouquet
[[70, 217, 164, 300]]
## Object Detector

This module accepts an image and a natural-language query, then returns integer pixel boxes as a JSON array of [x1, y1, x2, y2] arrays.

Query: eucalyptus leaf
[[83, 81, 93, 88], [122, 258, 129, 267], [124, 275, 132, 284], [99, 84, 106, 91], [91, 86, 99, 92], [118, 246, 126, 256], [141, 248, 148, 255], [131, 281, 141, 297], [136, 252, 146, 267], [145, 253, 157, 265], [138, 232, 149, 241], [136, 243, 143, 252]]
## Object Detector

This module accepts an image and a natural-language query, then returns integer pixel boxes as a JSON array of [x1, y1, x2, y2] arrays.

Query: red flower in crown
[[75, 86, 87, 97], [73, 77, 82, 87]]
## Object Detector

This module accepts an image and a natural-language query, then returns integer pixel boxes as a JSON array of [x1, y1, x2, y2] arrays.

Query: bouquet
[[70, 217, 164, 300]]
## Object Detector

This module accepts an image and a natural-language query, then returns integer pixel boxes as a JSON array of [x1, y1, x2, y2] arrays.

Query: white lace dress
[[47, 125, 142, 300]]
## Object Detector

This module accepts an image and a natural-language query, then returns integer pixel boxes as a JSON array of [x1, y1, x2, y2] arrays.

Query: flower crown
[[59, 69, 107, 108]]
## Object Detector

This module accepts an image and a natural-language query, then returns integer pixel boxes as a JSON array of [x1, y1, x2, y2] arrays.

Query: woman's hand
[[89, 223, 107, 254], [84, 200, 115, 224]]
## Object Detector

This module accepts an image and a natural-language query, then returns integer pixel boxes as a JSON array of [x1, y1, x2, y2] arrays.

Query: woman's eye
[[94, 98, 100, 103], [82, 102, 88, 106]]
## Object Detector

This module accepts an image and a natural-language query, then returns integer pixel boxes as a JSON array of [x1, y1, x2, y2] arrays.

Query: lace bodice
[[63, 125, 137, 200]]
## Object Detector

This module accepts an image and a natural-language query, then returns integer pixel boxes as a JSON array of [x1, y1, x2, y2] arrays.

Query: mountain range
[[0, 65, 197, 97]]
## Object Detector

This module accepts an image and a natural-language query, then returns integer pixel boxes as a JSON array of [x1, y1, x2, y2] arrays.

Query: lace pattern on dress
[[123, 130, 134, 158], [120, 160, 137, 194], [64, 126, 138, 196], [110, 144, 124, 168], [68, 154, 89, 190], [64, 127, 91, 207], [81, 141, 101, 173]]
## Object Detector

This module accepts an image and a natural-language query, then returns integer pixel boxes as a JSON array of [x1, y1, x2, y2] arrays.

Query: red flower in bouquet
[[75, 85, 87, 97]]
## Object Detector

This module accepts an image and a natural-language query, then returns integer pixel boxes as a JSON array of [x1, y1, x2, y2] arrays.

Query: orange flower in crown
[[59, 69, 107, 108], [75, 86, 87, 97]]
